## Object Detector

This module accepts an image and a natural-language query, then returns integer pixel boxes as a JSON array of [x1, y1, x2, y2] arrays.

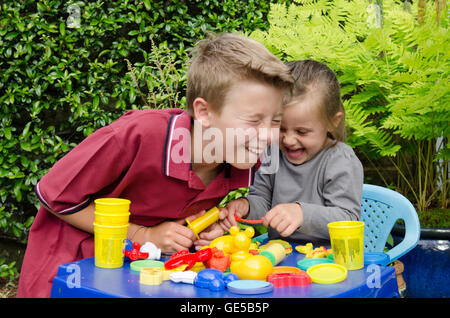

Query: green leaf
[[93, 95, 99, 108], [60, 22, 66, 36], [4, 32, 19, 41]]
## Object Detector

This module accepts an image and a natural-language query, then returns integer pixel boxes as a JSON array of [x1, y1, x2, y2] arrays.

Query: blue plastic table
[[50, 246, 399, 298]]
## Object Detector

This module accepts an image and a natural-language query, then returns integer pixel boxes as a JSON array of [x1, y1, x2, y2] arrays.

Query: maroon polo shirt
[[17, 108, 254, 298]]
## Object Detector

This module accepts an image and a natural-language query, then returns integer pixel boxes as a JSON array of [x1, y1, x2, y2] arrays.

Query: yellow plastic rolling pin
[[186, 207, 220, 239]]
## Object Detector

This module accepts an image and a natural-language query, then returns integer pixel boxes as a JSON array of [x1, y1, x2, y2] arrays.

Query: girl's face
[[279, 96, 332, 165]]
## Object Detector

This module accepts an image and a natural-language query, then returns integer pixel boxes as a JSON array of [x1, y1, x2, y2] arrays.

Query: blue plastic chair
[[361, 184, 421, 263]]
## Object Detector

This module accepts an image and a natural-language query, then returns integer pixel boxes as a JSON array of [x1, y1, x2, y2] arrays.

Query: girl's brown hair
[[286, 60, 346, 142], [186, 33, 293, 116]]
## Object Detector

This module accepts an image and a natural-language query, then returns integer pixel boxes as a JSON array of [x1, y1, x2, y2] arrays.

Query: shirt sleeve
[[297, 147, 364, 240], [246, 169, 274, 221], [35, 125, 132, 214]]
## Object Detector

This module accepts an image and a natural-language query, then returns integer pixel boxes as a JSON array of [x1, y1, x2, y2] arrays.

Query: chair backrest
[[361, 184, 421, 262]]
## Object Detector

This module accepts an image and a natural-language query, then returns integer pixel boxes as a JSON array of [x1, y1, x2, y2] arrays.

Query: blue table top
[[51, 246, 399, 298]]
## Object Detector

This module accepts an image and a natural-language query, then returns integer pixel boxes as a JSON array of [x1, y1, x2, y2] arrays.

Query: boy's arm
[[46, 203, 198, 253], [45, 202, 147, 243]]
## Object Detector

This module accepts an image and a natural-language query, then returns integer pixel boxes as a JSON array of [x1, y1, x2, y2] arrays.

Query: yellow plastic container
[[186, 207, 220, 239], [328, 221, 365, 270], [94, 198, 131, 214], [94, 222, 129, 268], [95, 212, 130, 226]]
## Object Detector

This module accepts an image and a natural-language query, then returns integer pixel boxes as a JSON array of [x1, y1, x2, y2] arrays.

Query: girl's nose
[[281, 131, 297, 147]]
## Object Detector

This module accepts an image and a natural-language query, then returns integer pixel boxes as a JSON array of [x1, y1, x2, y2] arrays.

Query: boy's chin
[[228, 161, 257, 170]]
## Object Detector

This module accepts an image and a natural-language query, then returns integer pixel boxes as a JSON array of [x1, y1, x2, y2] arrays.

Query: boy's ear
[[192, 97, 212, 128], [332, 111, 344, 128]]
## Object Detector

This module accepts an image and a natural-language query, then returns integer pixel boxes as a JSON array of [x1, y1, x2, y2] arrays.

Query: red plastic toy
[[267, 271, 312, 287], [234, 215, 264, 224], [204, 247, 231, 272], [164, 248, 212, 270], [124, 242, 149, 261]]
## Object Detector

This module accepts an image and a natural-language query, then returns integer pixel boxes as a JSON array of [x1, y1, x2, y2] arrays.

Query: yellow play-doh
[[230, 255, 273, 281]]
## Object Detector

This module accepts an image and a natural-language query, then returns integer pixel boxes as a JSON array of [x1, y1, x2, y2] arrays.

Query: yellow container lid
[[94, 198, 131, 213], [306, 263, 347, 284]]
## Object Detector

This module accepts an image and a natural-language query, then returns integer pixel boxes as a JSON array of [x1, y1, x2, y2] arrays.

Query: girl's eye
[[296, 130, 307, 135]]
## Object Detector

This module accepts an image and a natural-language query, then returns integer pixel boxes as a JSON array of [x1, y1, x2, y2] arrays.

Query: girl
[[219, 60, 364, 243]]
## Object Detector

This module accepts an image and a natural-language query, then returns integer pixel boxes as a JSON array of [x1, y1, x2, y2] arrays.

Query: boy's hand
[[263, 203, 303, 237], [144, 210, 206, 253], [194, 222, 224, 250], [218, 198, 250, 231]]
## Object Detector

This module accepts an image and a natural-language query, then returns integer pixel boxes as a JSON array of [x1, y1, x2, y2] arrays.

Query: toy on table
[[295, 242, 332, 259], [272, 266, 302, 274], [140, 267, 176, 285], [306, 263, 347, 284], [234, 215, 264, 224], [297, 258, 334, 271], [227, 280, 273, 295], [140, 242, 162, 260], [123, 239, 161, 261], [130, 259, 164, 273], [230, 254, 273, 281], [164, 248, 212, 270], [261, 240, 293, 254], [267, 271, 312, 287], [258, 243, 286, 266], [193, 269, 239, 291], [207, 225, 274, 280], [204, 247, 230, 272], [186, 206, 220, 239], [170, 271, 198, 284]]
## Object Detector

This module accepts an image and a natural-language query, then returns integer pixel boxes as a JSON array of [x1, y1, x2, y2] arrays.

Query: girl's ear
[[192, 97, 212, 128], [332, 111, 344, 128]]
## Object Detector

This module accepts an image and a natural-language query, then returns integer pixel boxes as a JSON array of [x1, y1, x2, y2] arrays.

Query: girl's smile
[[280, 95, 332, 165]]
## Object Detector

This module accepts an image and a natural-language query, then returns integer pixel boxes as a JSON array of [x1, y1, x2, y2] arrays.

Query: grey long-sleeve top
[[246, 141, 364, 243]]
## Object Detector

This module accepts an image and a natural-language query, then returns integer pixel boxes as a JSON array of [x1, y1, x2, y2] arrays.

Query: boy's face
[[279, 97, 331, 165], [204, 80, 284, 170]]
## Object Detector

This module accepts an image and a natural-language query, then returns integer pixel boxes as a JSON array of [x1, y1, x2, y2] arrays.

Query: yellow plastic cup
[[186, 207, 220, 239], [94, 198, 131, 214], [95, 212, 130, 226], [94, 198, 131, 226], [94, 222, 129, 268], [328, 221, 365, 270]]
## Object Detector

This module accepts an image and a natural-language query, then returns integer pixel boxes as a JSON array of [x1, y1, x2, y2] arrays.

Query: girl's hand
[[218, 198, 250, 231], [263, 203, 303, 237]]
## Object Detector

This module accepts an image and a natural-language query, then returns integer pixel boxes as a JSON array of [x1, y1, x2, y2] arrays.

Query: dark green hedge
[[0, 0, 283, 242]]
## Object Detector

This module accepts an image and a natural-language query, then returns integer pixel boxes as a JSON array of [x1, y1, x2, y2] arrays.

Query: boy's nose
[[257, 121, 277, 145]]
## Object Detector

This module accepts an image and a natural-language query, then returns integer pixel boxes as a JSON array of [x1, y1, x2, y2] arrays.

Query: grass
[[417, 208, 450, 228]]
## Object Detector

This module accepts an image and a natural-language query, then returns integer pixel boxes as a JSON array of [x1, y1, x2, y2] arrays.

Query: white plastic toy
[[170, 271, 198, 284], [140, 242, 161, 260]]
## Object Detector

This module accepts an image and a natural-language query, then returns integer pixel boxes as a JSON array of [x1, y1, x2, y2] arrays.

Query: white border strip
[[36, 181, 90, 214], [165, 114, 181, 176]]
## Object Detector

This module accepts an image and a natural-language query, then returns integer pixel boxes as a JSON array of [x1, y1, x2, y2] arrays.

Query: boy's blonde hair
[[186, 33, 293, 116], [286, 60, 346, 142]]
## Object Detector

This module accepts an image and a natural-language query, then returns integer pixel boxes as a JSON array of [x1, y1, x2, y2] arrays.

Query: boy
[[17, 33, 293, 297]]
